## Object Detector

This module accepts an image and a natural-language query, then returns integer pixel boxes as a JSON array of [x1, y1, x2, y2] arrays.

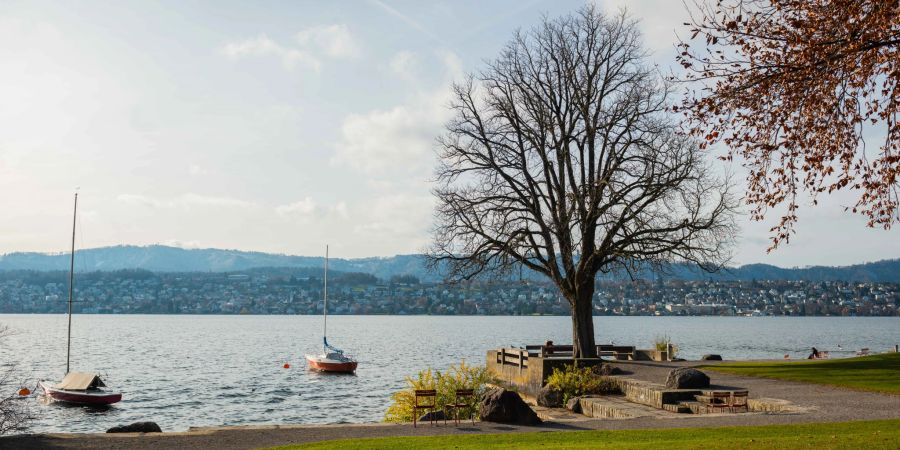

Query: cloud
[[275, 198, 350, 221], [117, 193, 255, 209], [389, 50, 419, 80], [220, 34, 321, 71], [332, 51, 460, 174], [161, 239, 203, 249], [354, 194, 434, 242], [220, 24, 359, 71], [188, 164, 208, 176], [332, 201, 349, 219], [275, 197, 317, 216], [295, 24, 359, 59]]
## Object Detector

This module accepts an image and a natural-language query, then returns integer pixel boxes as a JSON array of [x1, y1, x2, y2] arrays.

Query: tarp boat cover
[[55, 372, 107, 390]]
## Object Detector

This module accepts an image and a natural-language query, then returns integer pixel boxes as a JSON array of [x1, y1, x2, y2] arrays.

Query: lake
[[1, 314, 898, 433]]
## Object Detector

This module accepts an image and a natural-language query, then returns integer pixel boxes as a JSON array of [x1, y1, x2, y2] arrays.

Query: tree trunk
[[570, 279, 597, 358]]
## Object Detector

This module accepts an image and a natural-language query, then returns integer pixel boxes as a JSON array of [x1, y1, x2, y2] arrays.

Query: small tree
[[0, 324, 32, 435], [677, 0, 900, 248], [430, 6, 736, 358]]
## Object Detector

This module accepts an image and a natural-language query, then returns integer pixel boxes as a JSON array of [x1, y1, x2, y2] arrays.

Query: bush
[[545, 365, 619, 404], [383, 361, 493, 423], [654, 335, 679, 358]]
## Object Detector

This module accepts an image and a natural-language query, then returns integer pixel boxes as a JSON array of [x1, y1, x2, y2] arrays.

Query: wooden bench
[[445, 389, 477, 425], [412, 389, 437, 427]]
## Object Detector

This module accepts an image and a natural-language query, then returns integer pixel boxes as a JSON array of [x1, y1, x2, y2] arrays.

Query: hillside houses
[[0, 271, 897, 317]]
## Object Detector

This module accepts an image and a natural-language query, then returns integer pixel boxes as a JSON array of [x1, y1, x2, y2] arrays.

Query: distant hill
[[0, 245, 432, 281], [0, 245, 898, 283]]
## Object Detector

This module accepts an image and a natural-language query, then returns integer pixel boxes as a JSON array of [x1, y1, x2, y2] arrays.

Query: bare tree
[[0, 324, 32, 435], [430, 6, 736, 358]]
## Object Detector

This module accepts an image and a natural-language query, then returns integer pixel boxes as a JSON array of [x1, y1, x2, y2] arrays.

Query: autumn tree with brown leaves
[[430, 6, 736, 358], [677, 0, 900, 248]]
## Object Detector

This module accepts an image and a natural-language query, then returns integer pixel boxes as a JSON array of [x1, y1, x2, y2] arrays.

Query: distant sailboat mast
[[66, 193, 77, 375], [323, 244, 328, 354]]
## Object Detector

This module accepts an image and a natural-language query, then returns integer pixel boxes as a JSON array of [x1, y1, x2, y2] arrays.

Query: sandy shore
[[3, 362, 898, 450]]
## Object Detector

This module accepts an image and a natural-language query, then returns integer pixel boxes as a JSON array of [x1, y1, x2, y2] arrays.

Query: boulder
[[107, 422, 162, 433], [418, 410, 446, 422], [701, 354, 723, 361], [479, 388, 542, 425], [665, 368, 710, 389], [565, 397, 581, 414], [536, 386, 563, 407]]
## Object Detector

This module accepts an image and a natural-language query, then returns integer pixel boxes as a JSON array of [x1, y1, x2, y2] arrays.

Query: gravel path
[[3, 361, 898, 450]]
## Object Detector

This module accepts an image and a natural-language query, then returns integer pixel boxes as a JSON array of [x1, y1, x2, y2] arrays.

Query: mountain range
[[1, 245, 898, 283]]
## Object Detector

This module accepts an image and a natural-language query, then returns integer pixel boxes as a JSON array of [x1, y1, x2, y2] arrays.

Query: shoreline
[[5, 361, 899, 449]]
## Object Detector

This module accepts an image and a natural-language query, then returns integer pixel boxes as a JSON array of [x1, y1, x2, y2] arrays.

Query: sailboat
[[305, 245, 358, 373], [39, 193, 122, 405]]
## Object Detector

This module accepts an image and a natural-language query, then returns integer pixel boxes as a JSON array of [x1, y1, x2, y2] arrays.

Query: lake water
[[1, 314, 898, 433]]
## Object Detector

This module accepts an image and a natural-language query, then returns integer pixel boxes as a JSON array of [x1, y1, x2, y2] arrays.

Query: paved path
[[3, 361, 898, 450]]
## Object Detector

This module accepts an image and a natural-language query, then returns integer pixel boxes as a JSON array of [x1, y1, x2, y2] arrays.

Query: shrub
[[654, 335, 679, 358], [383, 361, 493, 423], [545, 364, 620, 404]]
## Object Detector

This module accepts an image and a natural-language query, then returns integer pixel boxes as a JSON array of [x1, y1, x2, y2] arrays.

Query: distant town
[[0, 269, 897, 316]]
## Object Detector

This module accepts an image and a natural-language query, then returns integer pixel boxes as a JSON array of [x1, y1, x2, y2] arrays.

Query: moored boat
[[305, 340, 358, 373], [305, 245, 358, 373], [39, 373, 122, 405], [41, 193, 122, 405]]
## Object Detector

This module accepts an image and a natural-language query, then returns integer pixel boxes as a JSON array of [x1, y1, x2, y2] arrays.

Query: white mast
[[323, 244, 328, 353], [66, 193, 77, 375]]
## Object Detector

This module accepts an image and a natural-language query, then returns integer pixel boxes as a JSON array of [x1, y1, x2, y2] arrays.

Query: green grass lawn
[[271, 420, 900, 449], [703, 353, 900, 394]]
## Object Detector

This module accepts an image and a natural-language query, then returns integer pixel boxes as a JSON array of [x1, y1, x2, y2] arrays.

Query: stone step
[[579, 395, 674, 419], [608, 376, 700, 409], [679, 401, 707, 414], [662, 403, 692, 413], [694, 395, 729, 404]]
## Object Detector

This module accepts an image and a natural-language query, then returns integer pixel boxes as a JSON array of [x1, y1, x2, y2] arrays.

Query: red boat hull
[[305, 356, 357, 373], [40, 382, 122, 405]]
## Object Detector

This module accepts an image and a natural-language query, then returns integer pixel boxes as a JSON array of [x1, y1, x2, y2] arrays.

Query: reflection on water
[[1, 314, 897, 433]]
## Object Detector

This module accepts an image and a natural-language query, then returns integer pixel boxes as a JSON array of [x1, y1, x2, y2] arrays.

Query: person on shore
[[808, 347, 821, 359], [544, 340, 554, 356]]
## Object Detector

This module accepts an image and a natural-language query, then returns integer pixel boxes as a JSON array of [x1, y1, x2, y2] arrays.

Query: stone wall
[[486, 350, 603, 398]]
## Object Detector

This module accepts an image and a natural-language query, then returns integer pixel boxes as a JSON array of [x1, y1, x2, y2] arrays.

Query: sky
[[0, 0, 897, 267]]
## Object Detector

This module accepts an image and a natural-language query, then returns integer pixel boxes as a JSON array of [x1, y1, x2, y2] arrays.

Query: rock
[[593, 364, 623, 376], [565, 397, 581, 414], [665, 368, 710, 389], [536, 386, 563, 407], [479, 388, 542, 425], [418, 410, 446, 422], [106, 422, 162, 433], [701, 354, 723, 361]]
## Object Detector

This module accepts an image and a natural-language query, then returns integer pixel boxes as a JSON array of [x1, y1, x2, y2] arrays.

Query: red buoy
[[18, 387, 31, 396], [283, 362, 290, 369]]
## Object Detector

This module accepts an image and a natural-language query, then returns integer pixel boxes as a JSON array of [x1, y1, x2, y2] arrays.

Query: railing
[[496, 347, 529, 368], [597, 345, 636, 360], [498, 344, 637, 364]]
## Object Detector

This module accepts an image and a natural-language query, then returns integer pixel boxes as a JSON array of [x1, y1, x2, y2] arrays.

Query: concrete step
[[579, 395, 675, 419], [608, 376, 700, 409], [679, 401, 707, 414], [662, 403, 692, 413]]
